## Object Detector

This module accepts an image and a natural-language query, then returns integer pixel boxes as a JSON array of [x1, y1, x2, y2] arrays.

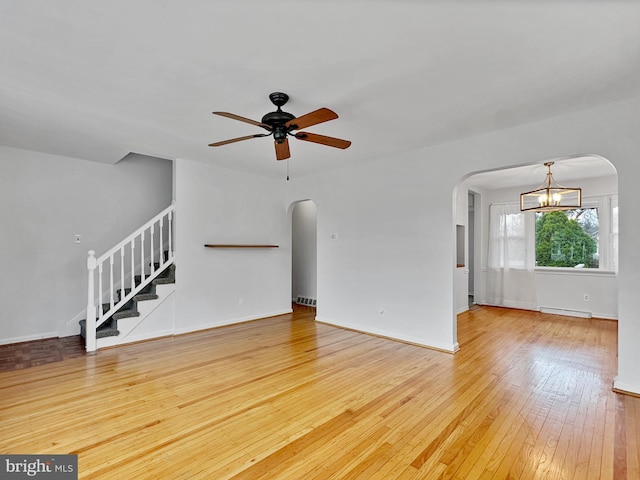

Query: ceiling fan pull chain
[[287, 158, 290, 181]]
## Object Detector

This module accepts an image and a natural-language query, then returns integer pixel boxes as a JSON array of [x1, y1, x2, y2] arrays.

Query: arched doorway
[[454, 154, 618, 339], [291, 200, 317, 308]]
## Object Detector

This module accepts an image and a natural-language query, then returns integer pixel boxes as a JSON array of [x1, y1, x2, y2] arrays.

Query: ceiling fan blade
[[208, 133, 269, 147], [212, 112, 271, 129], [285, 108, 338, 130], [275, 138, 291, 160], [295, 132, 351, 149]]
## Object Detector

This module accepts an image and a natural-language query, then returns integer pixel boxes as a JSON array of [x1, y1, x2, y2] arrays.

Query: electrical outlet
[[238, 298, 245, 306], [74, 235, 82, 244], [584, 294, 590, 302], [377, 307, 385, 316]]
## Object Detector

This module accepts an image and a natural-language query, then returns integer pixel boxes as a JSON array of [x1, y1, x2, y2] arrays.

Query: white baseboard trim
[[315, 316, 459, 354], [613, 378, 640, 397], [173, 309, 293, 336], [484, 300, 538, 311], [98, 328, 175, 349], [539, 306, 592, 318]]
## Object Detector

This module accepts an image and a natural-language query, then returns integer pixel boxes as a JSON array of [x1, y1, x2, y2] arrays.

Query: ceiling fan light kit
[[209, 92, 351, 161]]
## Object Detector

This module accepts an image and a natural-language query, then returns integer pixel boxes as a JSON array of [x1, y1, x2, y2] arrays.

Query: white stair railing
[[85, 202, 175, 352]]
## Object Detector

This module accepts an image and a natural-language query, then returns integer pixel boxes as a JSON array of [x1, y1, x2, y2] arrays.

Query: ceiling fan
[[208, 92, 351, 161]]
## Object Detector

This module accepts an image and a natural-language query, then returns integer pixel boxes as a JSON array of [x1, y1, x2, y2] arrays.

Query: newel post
[[86, 250, 97, 352]]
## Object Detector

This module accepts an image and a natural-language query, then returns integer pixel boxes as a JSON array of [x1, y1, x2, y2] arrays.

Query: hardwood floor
[[0, 305, 636, 479]]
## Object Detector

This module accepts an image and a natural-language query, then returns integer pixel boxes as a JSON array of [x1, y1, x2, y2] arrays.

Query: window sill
[[534, 267, 616, 277]]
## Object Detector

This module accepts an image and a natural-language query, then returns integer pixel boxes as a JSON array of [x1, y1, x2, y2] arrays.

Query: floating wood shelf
[[204, 244, 279, 249]]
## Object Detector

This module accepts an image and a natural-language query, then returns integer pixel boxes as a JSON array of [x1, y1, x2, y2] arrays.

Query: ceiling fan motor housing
[[262, 93, 296, 142], [261, 111, 296, 143], [261, 110, 295, 126]]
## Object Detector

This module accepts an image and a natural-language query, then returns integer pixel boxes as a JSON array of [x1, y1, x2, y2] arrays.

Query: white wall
[[468, 192, 475, 295], [173, 158, 291, 333], [457, 174, 618, 319], [0, 146, 173, 343], [283, 94, 640, 394], [454, 183, 470, 314], [286, 161, 459, 352], [291, 200, 317, 302]]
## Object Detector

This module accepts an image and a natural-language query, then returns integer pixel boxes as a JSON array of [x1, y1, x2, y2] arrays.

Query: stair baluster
[[168, 209, 173, 262], [120, 246, 125, 305], [150, 223, 155, 274], [98, 263, 103, 315], [109, 255, 115, 310], [159, 216, 164, 265], [140, 228, 146, 283], [130, 238, 135, 292]]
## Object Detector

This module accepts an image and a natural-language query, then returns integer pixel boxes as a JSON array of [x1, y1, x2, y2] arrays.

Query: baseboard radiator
[[539, 306, 592, 318]]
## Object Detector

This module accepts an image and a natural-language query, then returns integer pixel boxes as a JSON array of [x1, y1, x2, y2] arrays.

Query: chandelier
[[520, 162, 582, 212]]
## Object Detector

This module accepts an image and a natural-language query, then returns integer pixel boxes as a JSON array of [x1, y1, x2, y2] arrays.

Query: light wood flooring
[[0, 305, 637, 479]]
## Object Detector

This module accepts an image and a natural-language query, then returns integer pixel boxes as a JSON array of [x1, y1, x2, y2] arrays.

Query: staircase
[[82, 203, 175, 352], [80, 261, 175, 342]]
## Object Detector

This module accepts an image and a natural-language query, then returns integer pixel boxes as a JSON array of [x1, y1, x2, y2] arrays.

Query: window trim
[[533, 266, 616, 275], [531, 194, 617, 273]]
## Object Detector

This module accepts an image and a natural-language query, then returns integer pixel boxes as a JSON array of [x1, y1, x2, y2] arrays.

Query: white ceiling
[[464, 155, 617, 191], [1, 1, 639, 179]]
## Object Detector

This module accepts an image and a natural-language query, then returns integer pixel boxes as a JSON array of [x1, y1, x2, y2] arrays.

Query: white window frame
[[532, 194, 617, 273]]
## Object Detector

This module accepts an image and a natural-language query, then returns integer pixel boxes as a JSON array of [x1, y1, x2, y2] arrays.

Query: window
[[488, 203, 535, 270], [489, 195, 617, 273], [533, 196, 617, 271], [502, 212, 528, 269], [535, 208, 599, 268]]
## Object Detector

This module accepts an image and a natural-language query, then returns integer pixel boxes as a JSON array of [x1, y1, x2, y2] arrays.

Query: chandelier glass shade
[[520, 162, 582, 212]]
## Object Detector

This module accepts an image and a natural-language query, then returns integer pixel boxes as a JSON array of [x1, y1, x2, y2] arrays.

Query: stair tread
[[113, 308, 140, 320], [133, 293, 159, 301], [153, 276, 175, 285], [118, 285, 158, 302]]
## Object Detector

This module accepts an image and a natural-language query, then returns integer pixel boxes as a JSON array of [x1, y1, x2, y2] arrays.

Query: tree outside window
[[535, 209, 599, 268]]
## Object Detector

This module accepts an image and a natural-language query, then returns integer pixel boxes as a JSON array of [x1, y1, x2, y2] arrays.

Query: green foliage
[[536, 211, 598, 267]]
